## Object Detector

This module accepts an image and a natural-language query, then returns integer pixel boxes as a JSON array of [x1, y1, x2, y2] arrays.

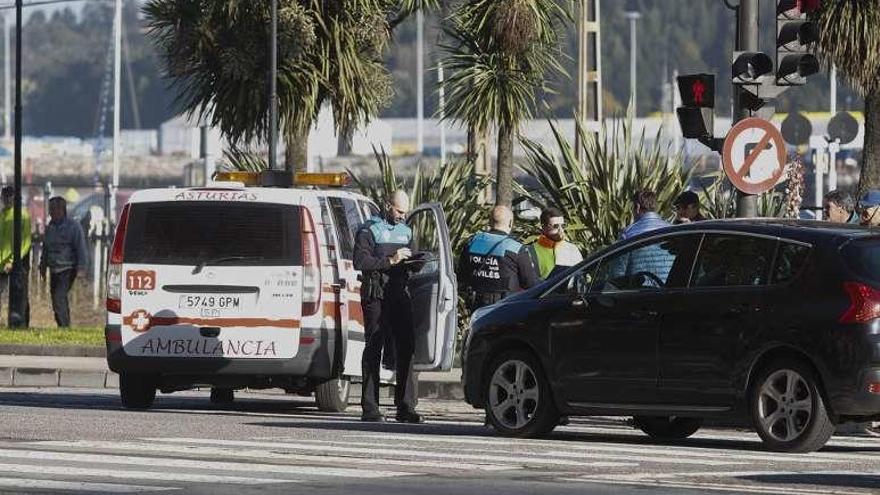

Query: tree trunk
[[284, 124, 309, 173], [467, 125, 477, 166], [337, 126, 353, 156], [860, 87, 880, 197], [495, 122, 514, 208]]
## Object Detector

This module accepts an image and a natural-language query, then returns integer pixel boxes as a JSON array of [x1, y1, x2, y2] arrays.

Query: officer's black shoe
[[361, 411, 385, 422], [395, 410, 424, 424]]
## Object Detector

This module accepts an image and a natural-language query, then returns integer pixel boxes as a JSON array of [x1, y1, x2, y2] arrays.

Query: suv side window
[[691, 234, 776, 288], [591, 234, 701, 292], [772, 241, 811, 284], [328, 197, 358, 259]]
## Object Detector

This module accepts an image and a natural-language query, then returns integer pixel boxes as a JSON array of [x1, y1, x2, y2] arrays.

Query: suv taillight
[[106, 204, 130, 314], [301, 208, 321, 317], [839, 281, 880, 324]]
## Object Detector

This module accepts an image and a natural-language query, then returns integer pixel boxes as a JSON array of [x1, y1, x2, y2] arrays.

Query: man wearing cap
[[673, 191, 706, 224], [859, 190, 880, 227], [0, 185, 31, 326]]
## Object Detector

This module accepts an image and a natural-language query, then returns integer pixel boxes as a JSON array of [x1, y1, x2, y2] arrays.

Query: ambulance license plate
[[179, 295, 242, 310]]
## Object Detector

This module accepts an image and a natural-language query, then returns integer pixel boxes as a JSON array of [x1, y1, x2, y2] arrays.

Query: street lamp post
[[624, 9, 640, 117], [268, 0, 278, 170]]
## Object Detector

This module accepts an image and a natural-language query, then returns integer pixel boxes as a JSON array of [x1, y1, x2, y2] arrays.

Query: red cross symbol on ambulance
[[129, 310, 152, 333]]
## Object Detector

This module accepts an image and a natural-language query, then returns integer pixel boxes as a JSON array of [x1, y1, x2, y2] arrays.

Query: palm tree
[[144, 0, 429, 172], [442, 0, 572, 207], [812, 2, 880, 195]]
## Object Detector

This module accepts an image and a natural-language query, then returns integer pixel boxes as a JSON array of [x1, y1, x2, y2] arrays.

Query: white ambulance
[[105, 171, 457, 411]]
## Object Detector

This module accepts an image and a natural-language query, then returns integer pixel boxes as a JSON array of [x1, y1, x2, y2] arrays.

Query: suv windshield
[[123, 201, 302, 265]]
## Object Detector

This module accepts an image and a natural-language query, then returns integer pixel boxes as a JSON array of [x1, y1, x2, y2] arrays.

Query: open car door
[[406, 202, 457, 372]]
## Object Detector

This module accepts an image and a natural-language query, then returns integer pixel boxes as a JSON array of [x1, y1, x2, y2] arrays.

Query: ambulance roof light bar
[[212, 170, 351, 188]]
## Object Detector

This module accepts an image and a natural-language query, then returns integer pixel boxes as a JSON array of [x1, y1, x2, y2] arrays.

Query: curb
[[0, 345, 104, 358], [0, 345, 464, 399], [0, 365, 465, 399]]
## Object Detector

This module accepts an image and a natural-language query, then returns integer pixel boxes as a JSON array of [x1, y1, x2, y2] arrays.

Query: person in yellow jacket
[[0, 185, 32, 326], [526, 207, 583, 279]]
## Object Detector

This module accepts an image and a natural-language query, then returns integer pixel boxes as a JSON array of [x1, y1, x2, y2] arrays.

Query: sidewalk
[[0, 351, 465, 400]]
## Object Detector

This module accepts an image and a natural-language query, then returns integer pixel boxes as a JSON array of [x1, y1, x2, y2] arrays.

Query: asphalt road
[[0, 387, 878, 494]]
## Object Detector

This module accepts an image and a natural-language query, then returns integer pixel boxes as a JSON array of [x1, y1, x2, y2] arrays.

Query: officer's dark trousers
[[361, 295, 417, 416], [50, 269, 76, 328]]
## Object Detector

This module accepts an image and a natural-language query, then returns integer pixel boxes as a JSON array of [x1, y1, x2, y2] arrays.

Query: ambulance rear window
[[123, 201, 302, 265]]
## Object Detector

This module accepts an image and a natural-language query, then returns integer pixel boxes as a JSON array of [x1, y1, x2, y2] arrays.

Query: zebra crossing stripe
[[0, 478, 175, 493], [148, 437, 639, 468], [234, 437, 741, 467], [0, 462, 293, 485], [0, 448, 412, 479], [338, 433, 860, 464], [33, 440, 514, 472]]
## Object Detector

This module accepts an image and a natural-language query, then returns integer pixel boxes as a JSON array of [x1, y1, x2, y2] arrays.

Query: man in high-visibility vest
[[527, 207, 583, 280], [0, 185, 32, 326]]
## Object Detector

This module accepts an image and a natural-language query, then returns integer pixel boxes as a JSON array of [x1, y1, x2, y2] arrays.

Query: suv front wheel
[[751, 359, 834, 453], [485, 350, 559, 438]]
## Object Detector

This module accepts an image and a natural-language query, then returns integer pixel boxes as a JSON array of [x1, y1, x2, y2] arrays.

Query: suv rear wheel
[[485, 350, 559, 438], [119, 373, 157, 410], [633, 416, 702, 440], [751, 359, 834, 453], [315, 378, 351, 412]]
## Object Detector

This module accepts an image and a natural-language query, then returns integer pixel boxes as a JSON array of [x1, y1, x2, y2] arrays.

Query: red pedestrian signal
[[677, 74, 714, 108], [692, 80, 706, 105]]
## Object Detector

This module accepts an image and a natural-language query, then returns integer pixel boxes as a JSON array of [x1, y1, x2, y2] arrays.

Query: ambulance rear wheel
[[119, 373, 156, 410], [315, 378, 350, 412], [210, 388, 235, 405]]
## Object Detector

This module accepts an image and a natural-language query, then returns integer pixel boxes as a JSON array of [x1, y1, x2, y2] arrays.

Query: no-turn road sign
[[722, 117, 787, 195]]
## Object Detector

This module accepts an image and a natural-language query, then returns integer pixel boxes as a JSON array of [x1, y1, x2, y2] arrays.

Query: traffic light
[[676, 74, 714, 139], [732, 52, 773, 85], [776, 0, 820, 85]]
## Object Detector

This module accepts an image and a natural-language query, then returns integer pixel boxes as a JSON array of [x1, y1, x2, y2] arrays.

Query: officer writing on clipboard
[[354, 190, 424, 424]]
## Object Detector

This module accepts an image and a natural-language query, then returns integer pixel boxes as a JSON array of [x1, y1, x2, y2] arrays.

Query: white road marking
[[338, 432, 862, 464], [0, 462, 293, 485], [567, 477, 874, 495], [147, 437, 639, 468], [0, 448, 411, 478], [32, 440, 514, 472], [252, 437, 743, 466], [0, 478, 175, 493]]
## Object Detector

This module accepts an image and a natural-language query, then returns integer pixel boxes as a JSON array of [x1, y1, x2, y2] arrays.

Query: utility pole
[[110, 0, 121, 222], [9, 0, 21, 327], [575, 0, 602, 163], [624, 9, 640, 117], [733, 0, 759, 218], [416, 9, 424, 155], [3, 13, 9, 141], [268, 0, 278, 170]]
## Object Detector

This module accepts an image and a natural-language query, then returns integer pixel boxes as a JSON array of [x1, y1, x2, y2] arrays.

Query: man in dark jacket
[[459, 206, 539, 311], [39, 196, 87, 328]]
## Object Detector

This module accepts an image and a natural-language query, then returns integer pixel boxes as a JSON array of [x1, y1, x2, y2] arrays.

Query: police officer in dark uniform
[[353, 190, 423, 423], [459, 205, 539, 311]]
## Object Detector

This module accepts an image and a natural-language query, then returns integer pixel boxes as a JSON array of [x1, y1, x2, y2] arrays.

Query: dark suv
[[462, 220, 880, 452]]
